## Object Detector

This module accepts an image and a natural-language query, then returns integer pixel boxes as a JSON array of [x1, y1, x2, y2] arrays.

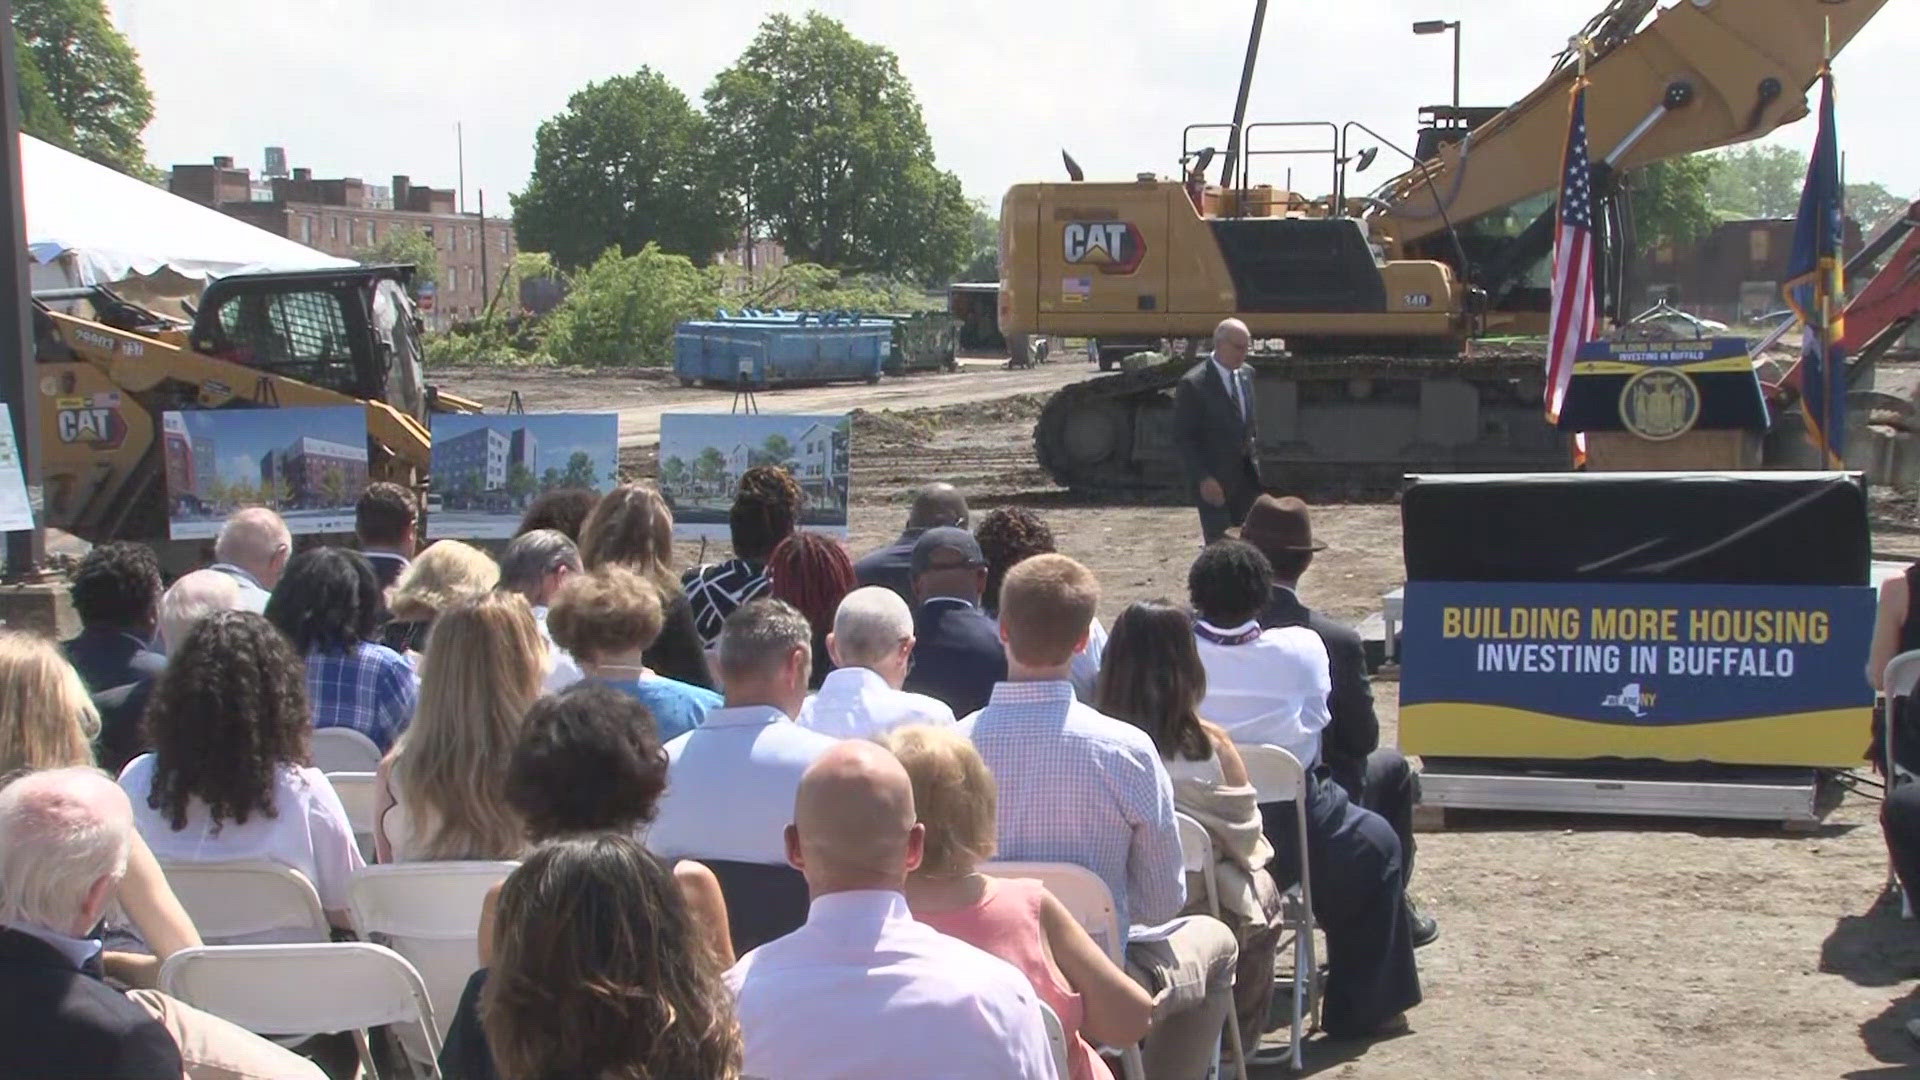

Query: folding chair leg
[[352, 1028, 377, 1080], [1222, 1002, 1247, 1079]]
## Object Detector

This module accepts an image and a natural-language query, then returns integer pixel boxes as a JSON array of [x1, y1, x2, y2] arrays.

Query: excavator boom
[[1379, 0, 1890, 246]]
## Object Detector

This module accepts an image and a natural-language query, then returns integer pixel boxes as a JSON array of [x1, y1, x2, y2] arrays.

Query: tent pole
[[0, 0, 45, 576]]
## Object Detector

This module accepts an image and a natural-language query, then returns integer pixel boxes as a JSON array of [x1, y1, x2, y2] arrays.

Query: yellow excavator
[[1005, 0, 1891, 498], [33, 265, 481, 561]]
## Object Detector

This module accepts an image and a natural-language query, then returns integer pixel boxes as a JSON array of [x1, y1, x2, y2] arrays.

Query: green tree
[[541, 466, 562, 489], [11, 0, 153, 175], [705, 12, 973, 280], [961, 203, 998, 282], [1847, 182, 1908, 232], [661, 455, 688, 491], [1706, 144, 1807, 219], [319, 466, 347, 508], [513, 69, 739, 269], [539, 244, 720, 365], [560, 451, 598, 489], [694, 447, 727, 495], [760, 433, 793, 463], [13, 40, 73, 148], [506, 461, 538, 504], [354, 224, 442, 290], [1626, 155, 1719, 253]]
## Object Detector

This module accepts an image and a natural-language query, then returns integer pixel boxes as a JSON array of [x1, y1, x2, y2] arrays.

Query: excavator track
[[1033, 350, 1570, 503]]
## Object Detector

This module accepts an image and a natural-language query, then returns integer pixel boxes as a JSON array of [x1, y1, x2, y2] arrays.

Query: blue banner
[[1400, 580, 1876, 766]]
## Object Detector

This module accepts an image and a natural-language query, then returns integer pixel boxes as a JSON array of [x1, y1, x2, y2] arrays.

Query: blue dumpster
[[673, 311, 892, 388]]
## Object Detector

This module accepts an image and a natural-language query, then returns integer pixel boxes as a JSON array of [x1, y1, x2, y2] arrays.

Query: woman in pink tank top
[[884, 726, 1153, 1080]]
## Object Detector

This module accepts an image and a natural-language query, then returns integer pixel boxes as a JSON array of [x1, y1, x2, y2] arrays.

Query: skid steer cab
[[33, 265, 479, 553]]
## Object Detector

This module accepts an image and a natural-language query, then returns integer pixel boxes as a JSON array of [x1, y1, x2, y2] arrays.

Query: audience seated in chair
[[975, 508, 1107, 701], [649, 600, 838, 867], [797, 586, 955, 739], [120, 612, 363, 936], [682, 464, 801, 649], [727, 740, 1060, 1079], [854, 481, 969, 604], [903, 527, 1007, 718], [1188, 539, 1421, 1039], [374, 592, 545, 863], [0, 767, 325, 1080], [208, 507, 290, 613], [497, 528, 585, 690], [547, 565, 722, 742], [963, 553, 1241, 1080], [515, 486, 601, 544], [355, 481, 419, 590], [62, 542, 167, 771], [381, 539, 499, 659], [768, 530, 858, 690], [579, 482, 715, 689], [887, 723, 1152, 1080], [266, 547, 417, 753]]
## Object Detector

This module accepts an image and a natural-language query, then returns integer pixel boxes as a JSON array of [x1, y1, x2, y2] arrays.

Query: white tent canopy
[[22, 134, 355, 287]]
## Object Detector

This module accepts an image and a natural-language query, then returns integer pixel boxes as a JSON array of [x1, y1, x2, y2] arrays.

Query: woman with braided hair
[[766, 530, 857, 689], [682, 465, 804, 649]]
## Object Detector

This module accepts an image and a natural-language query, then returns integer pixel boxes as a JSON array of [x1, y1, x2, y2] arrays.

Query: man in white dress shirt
[[726, 740, 1058, 1080], [649, 600, 838, 866], [1189, 540, 1421, 1039], [798, 587, 955, 738]]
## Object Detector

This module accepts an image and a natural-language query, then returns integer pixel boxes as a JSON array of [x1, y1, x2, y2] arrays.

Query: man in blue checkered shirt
[[264, 547, 417, 751], [960, 553, 1238, 1079]]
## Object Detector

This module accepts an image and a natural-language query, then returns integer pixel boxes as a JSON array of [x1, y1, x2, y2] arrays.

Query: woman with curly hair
[[974, 507, 1107, 699], [578, 482, 713, 689], [440, 685, 737, 1080], [265, 547, 418, 752], [767, 530, 856, 689], [482, 835, 741, 1080], [119, 611, 362, 936], [0, 632, 202, 988], [381, 539, 500, 658], [681, 464, 803, 648], [373, 592, 545, 863]]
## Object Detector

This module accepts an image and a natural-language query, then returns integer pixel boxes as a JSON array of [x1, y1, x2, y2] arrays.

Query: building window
[[328, 217, 338, 242], [499, 231, 509, 255], [298, 216, 313, 245], [368, 220, 379, 245], [1749, 228, 1771, 265]]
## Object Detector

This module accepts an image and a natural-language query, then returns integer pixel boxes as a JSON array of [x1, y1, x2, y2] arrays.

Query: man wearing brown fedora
[[1239, 494, 1437, 947]]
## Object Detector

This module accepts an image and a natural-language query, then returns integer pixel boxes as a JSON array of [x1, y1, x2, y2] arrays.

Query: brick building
[[261, 435, 370, 510], [170, 154, 516, 331], [1634, 217, 1866, 324]]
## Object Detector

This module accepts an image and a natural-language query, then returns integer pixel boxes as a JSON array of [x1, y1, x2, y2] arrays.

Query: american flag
[[1544, 81, 1595, 425]]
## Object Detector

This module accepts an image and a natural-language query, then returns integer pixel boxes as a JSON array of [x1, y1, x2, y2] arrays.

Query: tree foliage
[[354, 224, 442, 288], [1706, 145, 1809, 220], [1625, 155, 1718, 253], [1847, 182, 1908, 232], [513, 69, 739, 270], [961, 202, 998, 281], [705, 12, 972, 281], [11, 0, 153, 175], [539, 244, 721, 365], [13, 40, 72, 148]]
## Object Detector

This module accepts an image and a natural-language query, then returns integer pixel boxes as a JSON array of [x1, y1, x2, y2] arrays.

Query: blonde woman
[[382, 539, 501, 658], [884, 724, 1153, 1080], [0, 631, 200, 988], [374, 592, 546, 862], [579, 483, 713, 689]]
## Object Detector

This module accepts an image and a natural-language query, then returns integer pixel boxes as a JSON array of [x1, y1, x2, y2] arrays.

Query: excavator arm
[[1377, 0, 1891, 248]]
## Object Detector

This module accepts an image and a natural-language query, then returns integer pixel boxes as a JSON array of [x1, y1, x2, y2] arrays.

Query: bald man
[[210, 507, 292, 612], [1172, 318, 1263, 543], [854, 482, 970, 603], [726, 741, 1059, 1080]]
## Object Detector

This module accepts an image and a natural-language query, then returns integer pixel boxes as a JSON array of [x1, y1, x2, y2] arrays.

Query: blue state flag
[[1782, 69, 1847, 467]]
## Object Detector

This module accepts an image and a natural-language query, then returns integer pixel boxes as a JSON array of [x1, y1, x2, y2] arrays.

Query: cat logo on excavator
[[1062, 220, 1146, 275]]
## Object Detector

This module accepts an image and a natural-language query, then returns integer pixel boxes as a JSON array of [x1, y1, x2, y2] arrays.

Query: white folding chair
[[160, 942, 442, 1079], [985, 861, 1147, 1080], [326, 772, 378, 863], [159, 860, 331, 945], [1037, 998, 1073, 1080], [1882, 650, 1920, 917], [348, 861, 518, 1066], [313, 726, 383, 773], [1237, 743, 1322, 1071], [1176, 812, 1248, 1079]]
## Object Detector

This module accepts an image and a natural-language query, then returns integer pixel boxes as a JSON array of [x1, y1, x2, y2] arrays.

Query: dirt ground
[[446, 360, 1920, 1079]]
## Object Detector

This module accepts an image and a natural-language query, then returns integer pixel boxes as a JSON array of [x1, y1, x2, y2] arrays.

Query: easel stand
[[731, 373, 759, 415]]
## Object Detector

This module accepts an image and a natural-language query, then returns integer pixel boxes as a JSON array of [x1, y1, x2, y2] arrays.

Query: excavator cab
[[190, 266, 427, 421]]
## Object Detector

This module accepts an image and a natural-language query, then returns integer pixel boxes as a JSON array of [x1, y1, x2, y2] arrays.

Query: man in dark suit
[[1242, 494, 1438, 946], [1172, 318, 1262, 544], [0, 767, 180, 1078], [854, 482, 970, 603], [61, 543, 166, 771], [902, 527, 1006, 717], [356, 481, 420, 590]]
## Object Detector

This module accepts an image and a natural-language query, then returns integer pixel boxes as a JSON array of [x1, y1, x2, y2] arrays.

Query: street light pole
[[1412, 19, 1463, 111]]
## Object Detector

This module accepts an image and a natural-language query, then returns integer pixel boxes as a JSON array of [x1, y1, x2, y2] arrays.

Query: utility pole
[[456, 122, 465, 214], [478, 189, 489, 312], [0, 0, 45, 575]]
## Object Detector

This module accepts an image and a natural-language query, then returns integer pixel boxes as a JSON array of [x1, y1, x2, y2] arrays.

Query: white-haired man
[[0, 768, 324, 1079], [1171, 317, 1262, 544], [209, 507, 292, 612], [797, 586, 956, 739]]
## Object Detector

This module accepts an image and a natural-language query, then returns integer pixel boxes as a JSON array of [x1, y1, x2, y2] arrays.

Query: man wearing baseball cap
[[1240, 494, 1437, 946], [902, 527, 1007, 717]]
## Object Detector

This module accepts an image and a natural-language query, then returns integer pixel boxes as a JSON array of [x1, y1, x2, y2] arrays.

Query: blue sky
[[174, 406, 363, 486], [660, 413, 846, 465], [431, 412, 618, 487], [113, 0, 1919, 214]]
